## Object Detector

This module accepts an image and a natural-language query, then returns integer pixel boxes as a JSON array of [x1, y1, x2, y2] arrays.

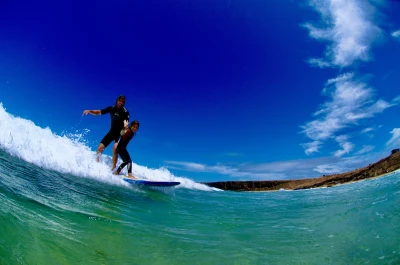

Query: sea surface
[[1, 104, 400, 264]]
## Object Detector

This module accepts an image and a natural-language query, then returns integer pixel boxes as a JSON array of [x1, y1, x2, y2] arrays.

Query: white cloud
[[386, 128, 400, 148], [165, 152, 385, 180], [166, 157, 342, 180], [333, 135, 354, 157], [302, 141, 323, 155], [244, 157, 336, 173], [304, 0, 382, 68], [314, 164, 343, 174], [300, 0, 396, 157], [354, 145, 375, 155], [307, 58, 331, 68], [313, 152, 383, 175], [301, 73, 393, 154], [164, 160, 284, 179], [361, 127, 374, 134], [392, 30, 400, 39], [164, 161, 206, 171], [393, 96, 400, 103], [360, 126, 379, 138]]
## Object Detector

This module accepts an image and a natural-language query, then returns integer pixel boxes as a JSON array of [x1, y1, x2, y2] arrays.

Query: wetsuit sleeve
[[125, 110, 130, 122], [100, 106, 112, 115], [118, 130, 134, 147]]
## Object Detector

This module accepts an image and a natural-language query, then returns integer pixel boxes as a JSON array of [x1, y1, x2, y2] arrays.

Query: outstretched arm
[[82, 110, 101, 116]]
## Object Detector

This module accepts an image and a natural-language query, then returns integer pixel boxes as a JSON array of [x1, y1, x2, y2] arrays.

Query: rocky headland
[[204, 149, 400, 192]]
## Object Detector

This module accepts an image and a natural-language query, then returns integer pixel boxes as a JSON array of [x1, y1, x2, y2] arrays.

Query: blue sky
[[1, 0, 400, 182]]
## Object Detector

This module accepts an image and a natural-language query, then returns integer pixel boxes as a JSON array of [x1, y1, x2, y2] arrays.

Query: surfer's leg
[[114, 162, 126, 175], [111, 142, 118, 170], [96, 143, 105, 162], [116, 147, 135, 177], [126, 161, 133, 177], [99, 132, 113, 162], [114, 156, 129, 174]]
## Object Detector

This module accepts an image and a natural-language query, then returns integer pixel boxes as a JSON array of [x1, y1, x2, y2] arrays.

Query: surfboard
[[123, 177, 180, 187]]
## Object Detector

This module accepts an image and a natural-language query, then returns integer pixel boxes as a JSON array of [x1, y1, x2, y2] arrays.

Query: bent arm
[[82, 110, 101, 116], [120, 129, 128, 136], [120, 120, 129, 135]]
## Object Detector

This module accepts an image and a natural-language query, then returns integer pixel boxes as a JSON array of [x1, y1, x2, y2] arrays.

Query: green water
[[1, 150, 400, 264]]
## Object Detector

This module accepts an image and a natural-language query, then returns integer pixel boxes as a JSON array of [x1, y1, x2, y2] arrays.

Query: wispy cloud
[[333, 135, 354, 157], [360, 124, 382, 139], [392, 30, 400, 39], [301, 73, 393, 154], [304, 0, 382, 68], [301, 0, 400, 158], [164, 160, 285, 180], [354, 145, 375, 155], [361, 127, 374, 134], [386, 128, 400, 148], [165, 152, 385, 180], [241, 156, 340, 174], [302, 141, 322, 155], [313, 152, 384, 174]]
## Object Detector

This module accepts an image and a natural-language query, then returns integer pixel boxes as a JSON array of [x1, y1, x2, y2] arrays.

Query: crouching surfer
[[113, 120, 140, 179]]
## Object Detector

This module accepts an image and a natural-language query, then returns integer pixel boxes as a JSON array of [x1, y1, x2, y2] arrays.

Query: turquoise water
[[1, 105, 400, 264], [1, 148, 399, 264]]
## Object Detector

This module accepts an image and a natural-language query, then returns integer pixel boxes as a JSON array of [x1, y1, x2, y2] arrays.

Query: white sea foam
[[0, 103, 215, 191]]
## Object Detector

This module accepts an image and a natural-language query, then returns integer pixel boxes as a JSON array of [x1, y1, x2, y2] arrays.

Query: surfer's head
[[116, 95, 126, 108], [130, 120, 140, 134]]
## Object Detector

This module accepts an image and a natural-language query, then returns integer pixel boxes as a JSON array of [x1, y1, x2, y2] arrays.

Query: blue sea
[[1, 104, 399, 264]]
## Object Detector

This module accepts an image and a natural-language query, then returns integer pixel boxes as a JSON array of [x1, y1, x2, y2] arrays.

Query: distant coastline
[[204, 150, 400, 192]]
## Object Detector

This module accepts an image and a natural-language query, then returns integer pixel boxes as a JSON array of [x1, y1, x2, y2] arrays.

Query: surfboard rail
[[123, 178, 180, 187]]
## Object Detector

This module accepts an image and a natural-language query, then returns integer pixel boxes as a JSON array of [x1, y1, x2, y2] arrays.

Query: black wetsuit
[[116, 129, 135, 174], [100, 106, 130, 147]]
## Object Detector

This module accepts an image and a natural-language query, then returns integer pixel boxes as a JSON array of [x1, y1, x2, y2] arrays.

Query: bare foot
[[126, 175, 138, 179]]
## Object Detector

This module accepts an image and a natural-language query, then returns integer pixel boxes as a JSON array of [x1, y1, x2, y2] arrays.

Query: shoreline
[[252, 169, 400, 193], [203, 151, 400, 192]]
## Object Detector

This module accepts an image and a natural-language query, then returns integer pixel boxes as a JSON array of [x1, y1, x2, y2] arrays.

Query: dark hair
[[130, 120, 140, 135], [130, 120, 139, 127], [116, 95, 126, 105], [117, 95, 126, 101]]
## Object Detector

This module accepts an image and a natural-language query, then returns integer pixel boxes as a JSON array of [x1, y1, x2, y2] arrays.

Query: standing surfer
[[113, 120, 140, 179], [82, 95, 130, 170]]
